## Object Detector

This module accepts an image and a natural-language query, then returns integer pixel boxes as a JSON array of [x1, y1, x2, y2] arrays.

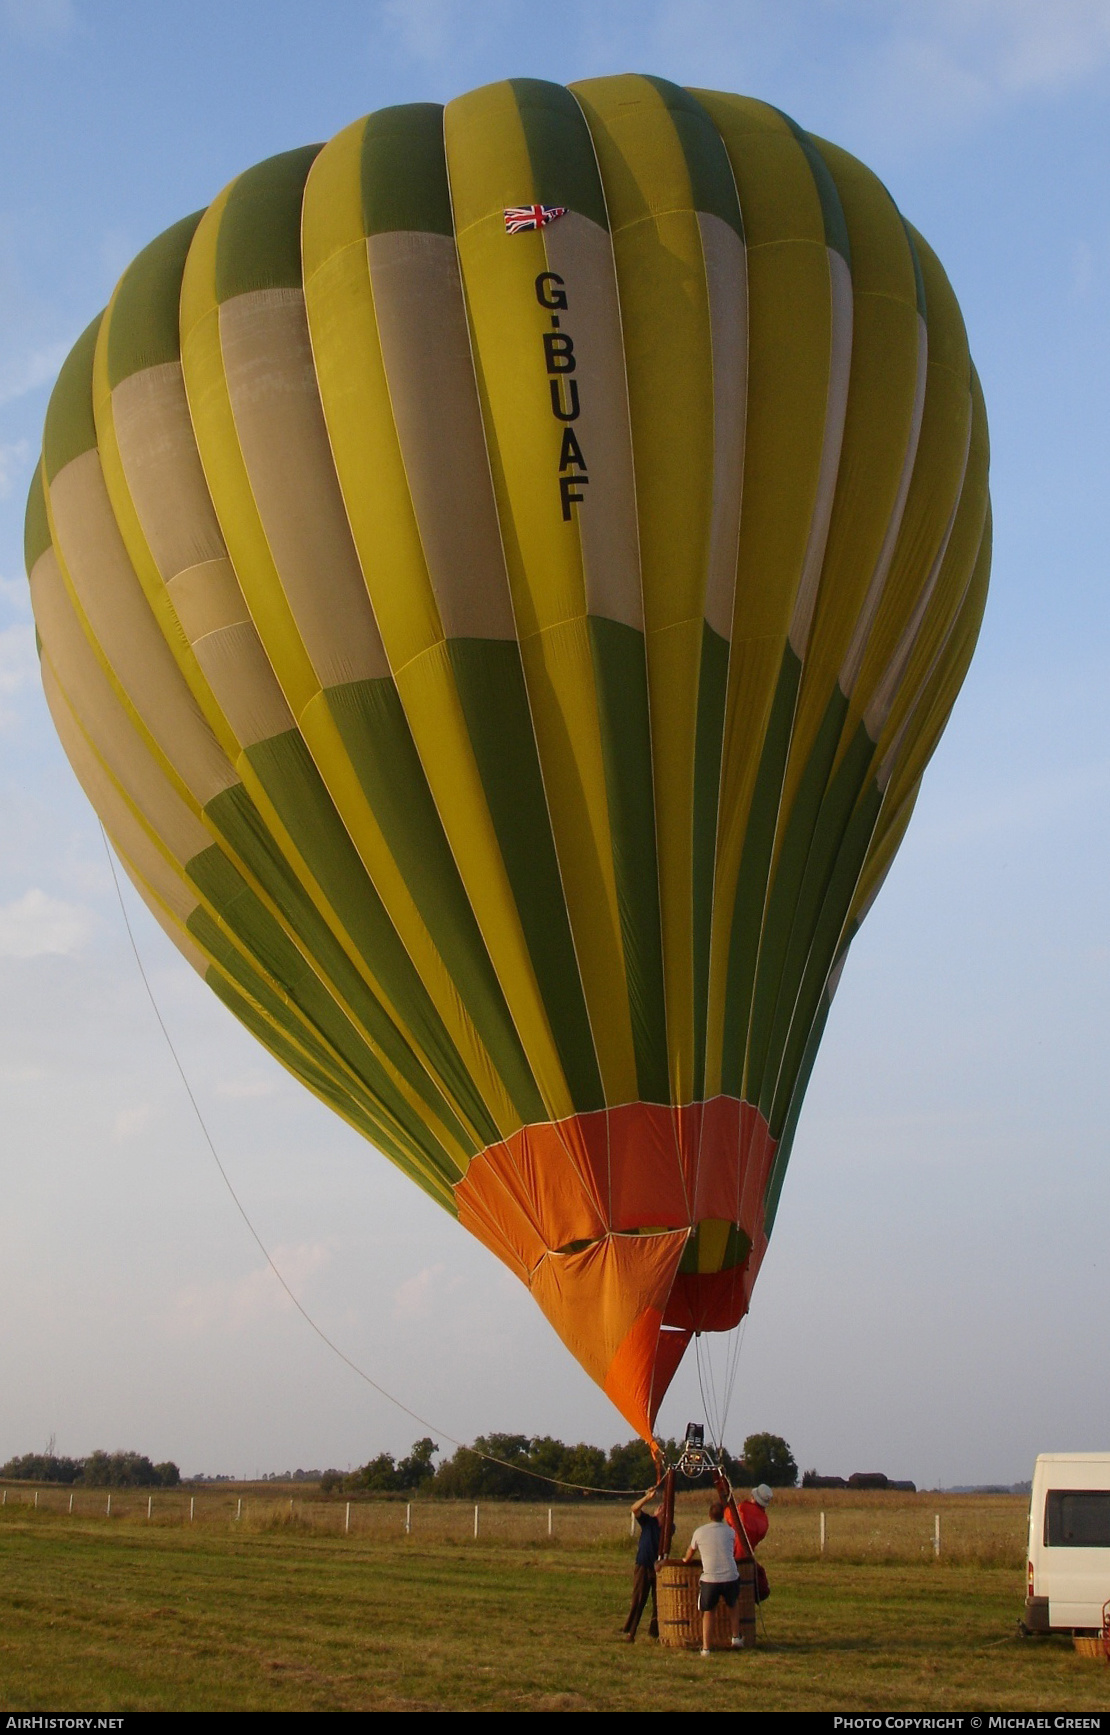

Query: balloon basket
[[656, 1560, 756, 1650], [1072, 1635, 1108, 1662]]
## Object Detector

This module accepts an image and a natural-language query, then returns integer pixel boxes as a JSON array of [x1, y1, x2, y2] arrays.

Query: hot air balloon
[[25, 77, 989, 1445]]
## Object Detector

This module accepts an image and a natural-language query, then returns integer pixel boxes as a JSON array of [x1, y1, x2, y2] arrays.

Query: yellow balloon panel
[[26, 78, 989, 1444]]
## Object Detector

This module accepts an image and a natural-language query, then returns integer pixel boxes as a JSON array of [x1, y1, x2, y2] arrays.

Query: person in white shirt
[[683, 1500, 745, 1655]]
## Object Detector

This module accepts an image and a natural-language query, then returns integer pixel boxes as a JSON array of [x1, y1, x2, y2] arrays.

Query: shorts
[[698, 1578, 740, 1612]]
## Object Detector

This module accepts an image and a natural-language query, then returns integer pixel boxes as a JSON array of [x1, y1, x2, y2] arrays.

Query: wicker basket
[[1072, 1634, 1109, 1661], [656, 1560, 756, 1650]]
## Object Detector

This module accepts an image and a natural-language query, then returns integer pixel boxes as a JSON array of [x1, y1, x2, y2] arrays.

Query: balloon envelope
[[26, 77, 989, 1442]]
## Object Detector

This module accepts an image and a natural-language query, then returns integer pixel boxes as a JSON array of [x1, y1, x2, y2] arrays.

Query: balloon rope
[[722, 1311, 748, 1438], [705, 1333, 724, 1448], [694, 1335, 718, 1452], [100, 826, 650, 1498], [694, 1309, 748, 1465]]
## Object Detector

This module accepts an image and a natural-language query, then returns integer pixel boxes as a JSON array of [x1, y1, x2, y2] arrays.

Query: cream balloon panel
[[28, 368, 477, 1205]]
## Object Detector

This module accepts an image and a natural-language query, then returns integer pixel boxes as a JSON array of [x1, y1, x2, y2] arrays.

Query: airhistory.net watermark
[[5, 1720, 124, 1729]]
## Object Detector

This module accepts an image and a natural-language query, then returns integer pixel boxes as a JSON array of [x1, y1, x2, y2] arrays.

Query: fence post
[[147, 1496, 153, 1520], [405, 1503, 412, 1535], [34, 1491, 38, 1509], [934, 1513, 941, 1557], [473, 1503, 479, 1539], [345, 1501, 350, 1535], [106, 1494, 111, 1518], [190, 1496, 195, 1523], [1, 1489, 5, 1505], [68, 1492, 73, 1514], [820, 1511, 826, 1555], [290, 1498, 294, 1516], [548, 1506, 553, 1538]]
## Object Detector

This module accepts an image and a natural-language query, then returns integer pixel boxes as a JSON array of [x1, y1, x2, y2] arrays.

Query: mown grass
[[1, 1499, 1107, 1712]]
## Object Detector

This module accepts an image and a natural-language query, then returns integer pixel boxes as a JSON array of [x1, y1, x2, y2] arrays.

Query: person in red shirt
[[726, 1482, 772, 1560]]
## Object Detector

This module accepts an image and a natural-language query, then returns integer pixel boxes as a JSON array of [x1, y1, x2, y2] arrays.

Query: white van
[[1024, 1453, 1110, 1634]]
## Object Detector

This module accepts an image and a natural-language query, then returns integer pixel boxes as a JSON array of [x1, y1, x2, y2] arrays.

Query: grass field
[[2, 1489, 1107, 1712]]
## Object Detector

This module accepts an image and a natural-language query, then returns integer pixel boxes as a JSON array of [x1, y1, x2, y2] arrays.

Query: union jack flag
[[504, 204, 566, 233]]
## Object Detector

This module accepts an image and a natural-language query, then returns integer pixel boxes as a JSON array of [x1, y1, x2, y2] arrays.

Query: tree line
[[319, 1431, 798, 1500], [1, 1451, 181, 1488], [1, 1432, 799, 1497]]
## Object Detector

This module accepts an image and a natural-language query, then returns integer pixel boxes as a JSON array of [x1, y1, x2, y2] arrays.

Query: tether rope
[[99, 826, 662, 1499]]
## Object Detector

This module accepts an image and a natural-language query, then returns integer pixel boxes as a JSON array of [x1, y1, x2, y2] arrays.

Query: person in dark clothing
[[622, 1485, 667, 1640]]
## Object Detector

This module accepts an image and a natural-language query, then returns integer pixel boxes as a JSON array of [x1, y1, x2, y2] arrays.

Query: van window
[[1044, 1490, 1110, 1547]]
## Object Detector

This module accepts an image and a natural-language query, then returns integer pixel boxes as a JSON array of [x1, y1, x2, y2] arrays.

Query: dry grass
[[0, 1482, 1028, 1565], [759, 1488, 1028, 1568], [0, 1491, 1103, 1712]]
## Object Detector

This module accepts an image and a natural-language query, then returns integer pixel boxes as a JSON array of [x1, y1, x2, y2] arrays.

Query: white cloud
[[623, 0, 1110, 143], [0, 888, 92, 958], [840, 0, 1110, 135], [391, 1262, 448, 1322], [968, 0, 1110, 93], [1, 0, 77, 42], [217, 1074, 279, 1100], [0, 573, 32, 616], [0, 621, 39, 727], [378, 0, 516, 71], [380, 0, 463, 63], [55, 856, 112, 898], [167, 1242, 332, 1336], [0, 340, 68, 409], [112, 1103, 152, 1141], [1070, 240, 1096, 301], [99, 228, 136, 290], [0, 439, 30, 499], [0, 622, 36, 699]]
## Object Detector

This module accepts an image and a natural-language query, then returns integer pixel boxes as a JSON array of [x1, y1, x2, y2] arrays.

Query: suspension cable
[[100, 826, 654, 1500]]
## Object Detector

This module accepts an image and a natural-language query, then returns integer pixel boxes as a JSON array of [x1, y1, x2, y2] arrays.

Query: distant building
[[802, 1471, 917, 1492]]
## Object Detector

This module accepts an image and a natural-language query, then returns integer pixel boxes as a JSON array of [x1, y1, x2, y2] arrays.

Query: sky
[[1, 0, 1108, 1489]]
